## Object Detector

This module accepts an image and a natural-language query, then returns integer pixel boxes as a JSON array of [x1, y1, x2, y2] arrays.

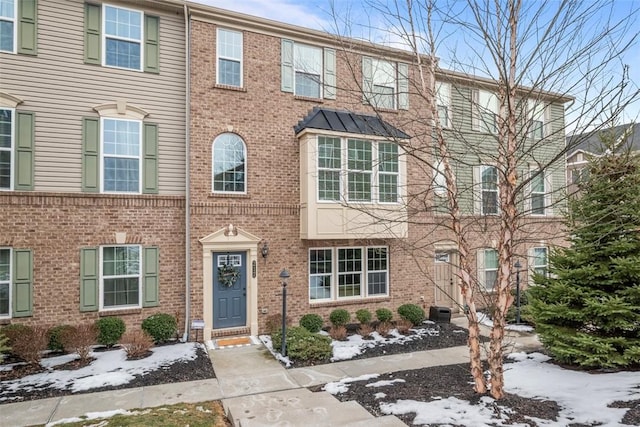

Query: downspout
[[182, 3, 191, 342]]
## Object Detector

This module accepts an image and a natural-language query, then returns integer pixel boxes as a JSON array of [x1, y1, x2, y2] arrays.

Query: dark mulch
[[0, 345, 215, 404]]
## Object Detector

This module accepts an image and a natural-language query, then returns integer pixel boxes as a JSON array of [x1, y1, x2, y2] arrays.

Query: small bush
[[2, 323, 31, 345], [357, 323, 374, 338], [376, 308, 393, 323], [48, 325, 73, 352], [355, 309, 372, 325], [396, 318, 413, 335], [95, 317, 126, 347], [397, 304, 425, 326], [120, 330, 154, 359], [10, 325, 48, 365], [377, 321, 392, 337], [0, 332, 10, 362], [271, 326, 332, 361], [329, 325, 348, 341], [299, 314, 323, 333], [329, 309, 350, 327], [142, 313, 177, 343], [62, 324, 97, 362], [265, 313, 291, 335]]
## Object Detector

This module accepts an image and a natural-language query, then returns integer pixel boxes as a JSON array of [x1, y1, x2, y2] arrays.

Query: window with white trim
[[102, 118, 142, 193], [217, 28, 242, 87], [294, 43, 322, 98], [103, 4, 143, 71], [317, 136, 400, 204], [473, 89, 498, 133], [530, 169, 546, 215], [212, 133, 246, 193], [309, 246, 388, 301], [481, 248, 498, 291], [0, 247, 10, 317], [0, 0, 16, 53], [528, 99, 546, 139], [433, 158, 447, 197], [0, 108, 13, 190], [480, 165, 498, 215], [101, 245, 141, 309], [531, 247, 548, 278], [436, 82, 451, 128], [371, 59, 396, 109]]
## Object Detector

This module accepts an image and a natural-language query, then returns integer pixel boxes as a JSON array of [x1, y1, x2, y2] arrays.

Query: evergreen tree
[[529, 129, 640, 369]]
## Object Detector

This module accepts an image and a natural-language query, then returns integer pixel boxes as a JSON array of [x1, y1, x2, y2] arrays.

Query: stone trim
[[0, 193, 185, 208], [310, 296, 391, 308], [191, 203, 299, 216]]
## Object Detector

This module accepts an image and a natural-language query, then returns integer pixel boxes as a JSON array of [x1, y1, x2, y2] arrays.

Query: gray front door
[[213, 252, 247, 329]]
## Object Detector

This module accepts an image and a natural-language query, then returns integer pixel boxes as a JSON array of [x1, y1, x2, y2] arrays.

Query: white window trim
[[526, 167, 553, 217], [211, 133, 248, 195], [371, 58, 397, 110], [99, 245, 142, 311], [0, 0, 17, 54], [476, 164, 499, 215], [473, 89, 498, 134], [308, 246, 390, 302], [435, 81, 452, 128], [100, 117, 143, 194], [528, 99, 547, 139], [293, 42, 323, 98], [529, 246, 548, 285], [216, 27, 243, 87], [0, 107, 15, 191], [317, 136, 341, 202], [316, 136, 402, 205], [480, 248, 498, 291], [0, 247, 12, 318], [101, 3, 144, 72]]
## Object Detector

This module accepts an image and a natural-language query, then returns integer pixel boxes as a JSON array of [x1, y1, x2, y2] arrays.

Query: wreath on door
[[218, 262, 241, 287]]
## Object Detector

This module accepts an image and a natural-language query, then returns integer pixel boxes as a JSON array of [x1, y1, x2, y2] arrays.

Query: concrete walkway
[[1, 319, 542, 427]]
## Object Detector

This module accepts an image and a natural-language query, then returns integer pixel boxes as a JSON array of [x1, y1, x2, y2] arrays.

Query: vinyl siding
[[0, 0, 186, 194]]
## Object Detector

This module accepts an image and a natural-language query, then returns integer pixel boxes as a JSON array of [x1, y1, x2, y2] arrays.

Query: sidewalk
[[1, 319, 541, 427]]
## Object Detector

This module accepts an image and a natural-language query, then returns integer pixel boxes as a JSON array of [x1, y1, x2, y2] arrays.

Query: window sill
[[99, 308, 142, 317], [209, 193, 250, 199], [294, 95, 324, 103], [310, 296, 390, 308], [214, 84, 247, 92]]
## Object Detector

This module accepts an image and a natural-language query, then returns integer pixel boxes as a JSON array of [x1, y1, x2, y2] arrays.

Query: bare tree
[[326, 0, 640, 398]]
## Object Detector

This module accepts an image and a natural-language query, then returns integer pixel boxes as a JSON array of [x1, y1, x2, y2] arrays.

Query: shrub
[[95, 317, 126, 347], [355, 309, 372, 325], [377, 321, 392, 337], [329, 309, 350, 327], [120, 330, 154, 359], [271, 326, 332, 361], [329, 325, 347, 341], [397, 304, 425, 326], [142, 313, 177, 343], [48, 325, 73, 352], [396, 318, 413, 335], [62, 324, 97, 362], [299, 314, 323, 333], [357, 323, 374, 338], [265, 313, 291, 335], [10, 325, 48, 365], [376, 308, 393, 323], [2, 323, 31, 345], [0, 332, 10, 362]]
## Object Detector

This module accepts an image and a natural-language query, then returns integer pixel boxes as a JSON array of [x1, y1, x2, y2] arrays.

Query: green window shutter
[[12, 249, 33, 318], [143, 123, 158, 194], [323, 48, 336, 100], [397, 62, 409, 110], [144, 15, 160, 73], [84, 3, 101, 64], [82, 117, 100, 192], [281, 39, 294, 93], [476, 249, 485, 289], [142, 246, 159, 307], [18, 0, 37, 55], [362, 56, 373, 104], [80, 248, 99, 312], [15, 111, 34, 191]]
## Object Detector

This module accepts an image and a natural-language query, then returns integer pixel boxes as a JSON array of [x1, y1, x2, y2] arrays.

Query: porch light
[[261, 241, 269, 258]]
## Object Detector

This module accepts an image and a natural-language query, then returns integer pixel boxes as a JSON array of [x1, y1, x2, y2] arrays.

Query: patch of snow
[[258, 335, 292, 368], [506, 324, 534, 333], [323, 374, 379, 395], [365, 378, 406, 388], [40, 353, 79, 369], [46, 409, 137, 426], [374, 392, 387, 399]]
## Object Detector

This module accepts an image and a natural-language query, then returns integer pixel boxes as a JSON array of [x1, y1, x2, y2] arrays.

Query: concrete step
[[237, 400, 375, 427]]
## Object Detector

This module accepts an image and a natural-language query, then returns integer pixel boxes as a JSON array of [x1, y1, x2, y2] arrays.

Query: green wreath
[[218, 263, 241, 287]]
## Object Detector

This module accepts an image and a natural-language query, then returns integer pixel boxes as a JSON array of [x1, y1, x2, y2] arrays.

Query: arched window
[[212, 133, 246, 193]]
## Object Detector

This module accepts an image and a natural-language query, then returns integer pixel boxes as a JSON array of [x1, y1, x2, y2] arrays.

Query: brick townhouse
[[1, 0, 569, 341]]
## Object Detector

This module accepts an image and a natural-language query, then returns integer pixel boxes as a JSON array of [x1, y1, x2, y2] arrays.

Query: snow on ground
[[0, 343, 200, 401], [46, 409, 144, 427], [478, 312, 534, 332], [322, 374, 379, 394], [376, 352, 640, 427]]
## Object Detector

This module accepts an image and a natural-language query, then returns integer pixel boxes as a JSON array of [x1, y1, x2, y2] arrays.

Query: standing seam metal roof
[[294, 107, 410, 139]]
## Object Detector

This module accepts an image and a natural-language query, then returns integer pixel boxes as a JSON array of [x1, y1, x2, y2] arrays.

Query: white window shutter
[[477, 249, 485, 288], [323, 48, 336, 99], [397, 62, 409, 110], [281, 39, 294, 93], [544, 169, 553, 216], [471, 89, 479, 130], [362, 56, 373, 104], [473, 165, 481, 214]]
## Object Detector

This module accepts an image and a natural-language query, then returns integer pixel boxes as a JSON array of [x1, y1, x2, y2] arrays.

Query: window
[[0, 108, 12, 190], [531, 247, 548, 279], [433, 158, 447, 197], [473, 89, 498, 133], [102, 118, 141, 193], [528, 99, 546, 139], [362, 57, 409, 110], [309, 247, 388, 301], [0, 0, 16, 53], [212, 133, 246, 193], [481, 248, 498, 291], [294, 43, 322, 98], [101, 245, 141, 309], [104, 4, 143, 71], [281, 40, 335, 99], [217, 28, 242, 87], [0, 248, 10, 317], [477, 165, 498, 215], [571, 168, 588, 185], [436, 82, 451, 128], [530, 170, 545, 215], [317, 136, 400, 204]]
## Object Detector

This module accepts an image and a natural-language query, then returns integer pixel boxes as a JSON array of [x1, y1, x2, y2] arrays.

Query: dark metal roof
[[294, 107, 410, 139], [566, 123, 640, 157]]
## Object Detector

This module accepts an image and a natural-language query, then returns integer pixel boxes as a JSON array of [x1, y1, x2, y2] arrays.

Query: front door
[[213, 252, 247, 329], [434, 251, 459, 311]]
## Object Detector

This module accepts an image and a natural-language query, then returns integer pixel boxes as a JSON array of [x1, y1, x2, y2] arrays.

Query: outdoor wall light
[[261, 241, 269, 258]]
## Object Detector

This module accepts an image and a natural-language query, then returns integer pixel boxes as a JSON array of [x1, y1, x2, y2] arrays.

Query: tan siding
[[0, 0, 186, 194]]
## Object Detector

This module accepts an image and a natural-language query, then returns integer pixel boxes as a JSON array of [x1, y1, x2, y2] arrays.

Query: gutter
[[182, 3, 191, 342]]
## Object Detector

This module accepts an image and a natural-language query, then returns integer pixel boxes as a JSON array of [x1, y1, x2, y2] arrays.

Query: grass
[[37, 401, 230, 427]]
